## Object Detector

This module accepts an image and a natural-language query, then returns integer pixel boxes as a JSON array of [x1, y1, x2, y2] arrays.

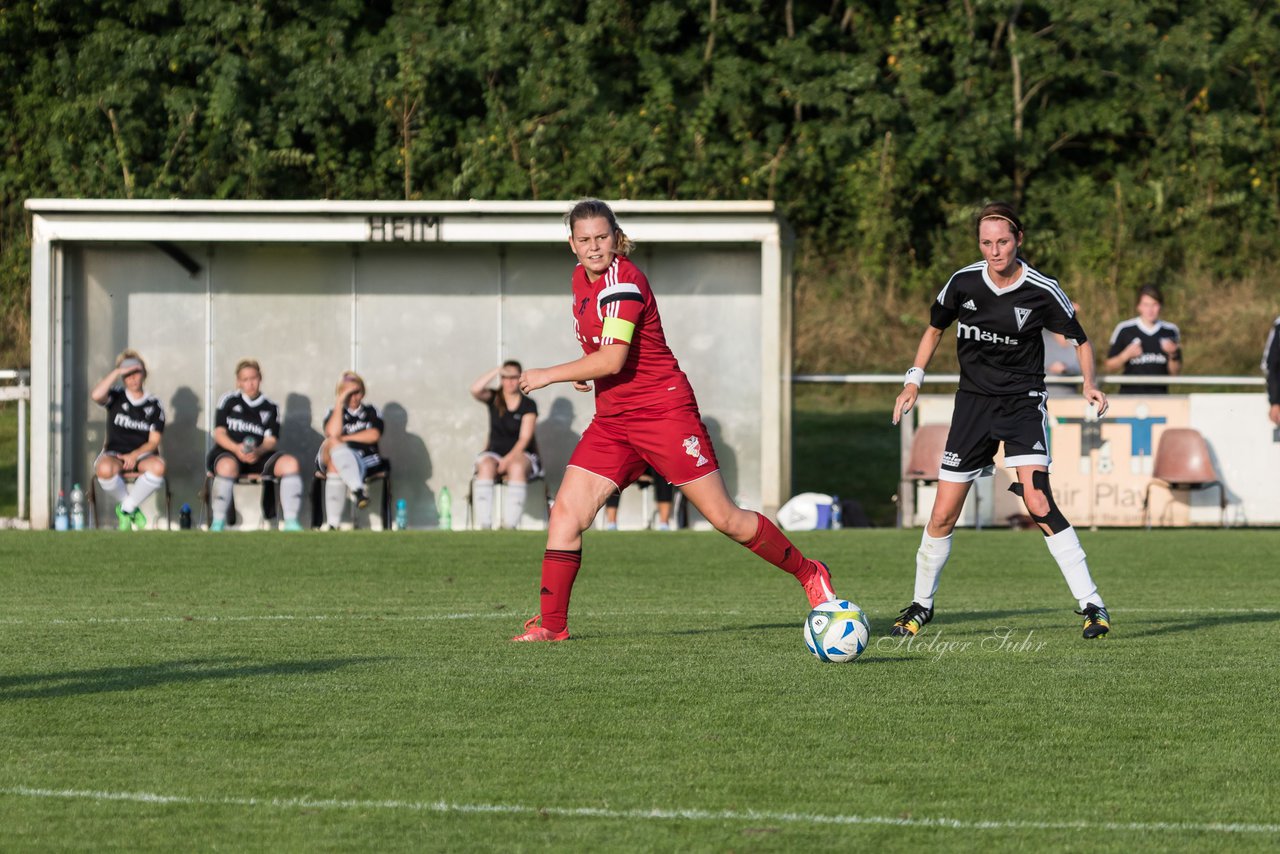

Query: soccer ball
[[804, 599, 871, 663]]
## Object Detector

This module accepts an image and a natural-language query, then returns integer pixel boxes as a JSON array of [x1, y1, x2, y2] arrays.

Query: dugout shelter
[[26, 199, 794, 530]]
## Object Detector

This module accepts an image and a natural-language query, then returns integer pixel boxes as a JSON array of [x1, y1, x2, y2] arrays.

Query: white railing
[[1, 369, 30, 526], [794, 373, 1265, 387]]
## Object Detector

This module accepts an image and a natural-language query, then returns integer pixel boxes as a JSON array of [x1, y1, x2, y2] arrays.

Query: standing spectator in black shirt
[[90, 350, 166, 530], [1264, 316, 1280, 427], [1105, 285, 1182, 394], [890, 201, 1111, 640], [470, 361, 542, 529]]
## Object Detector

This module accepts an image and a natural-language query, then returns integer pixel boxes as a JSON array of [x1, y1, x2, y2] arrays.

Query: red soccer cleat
[[511, 615, 570, 642], [802, 560, 837, 608]]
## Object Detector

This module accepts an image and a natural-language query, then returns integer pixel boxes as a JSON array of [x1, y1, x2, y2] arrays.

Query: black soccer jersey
[[215, 390, 280, 444], [483, 392, 539, 457], [931, 260, 1086, 396], [322, 403, 384, 460], [1263, 316, 1280, 405], [1107, 317, 1181, 394], [100, 388, 165, 453]]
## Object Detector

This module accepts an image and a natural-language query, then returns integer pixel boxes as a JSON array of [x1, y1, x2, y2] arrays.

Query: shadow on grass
[[0, 656, 387, 700], [923, 608, 1059, 627], [1124, 609, 1280, 638]]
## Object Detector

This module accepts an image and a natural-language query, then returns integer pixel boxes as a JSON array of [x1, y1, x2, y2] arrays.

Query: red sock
[[539, 549, 582, 633], [744, 512, 812, 577]]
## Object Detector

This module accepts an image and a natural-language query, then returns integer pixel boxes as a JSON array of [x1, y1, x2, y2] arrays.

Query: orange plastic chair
[[898, 424, 961, 527], [1142, 428, 1226, 528]]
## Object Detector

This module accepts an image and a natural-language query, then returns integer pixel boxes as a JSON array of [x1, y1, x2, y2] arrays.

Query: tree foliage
[[3, 0, 1279, 369]]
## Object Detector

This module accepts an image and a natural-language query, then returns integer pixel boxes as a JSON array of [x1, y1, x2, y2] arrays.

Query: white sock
[[503, 482, 527, 530], [279, 473, 303, 523], [1044, 527, 1104, 609], [329, 443, 364, 492], [122, 471, 164, 514], [913, 529, 953, 610], [325, 475, 347, 527], [473, 479, 494, 529], [212, 476, 234, 523], [98, 474, 128, 504]]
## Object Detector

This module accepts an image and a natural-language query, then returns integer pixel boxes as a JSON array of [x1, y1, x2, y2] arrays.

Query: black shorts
[[940, 390, 1051, 483], [206, 447, 283, 479], [314, 451, 389, 479]]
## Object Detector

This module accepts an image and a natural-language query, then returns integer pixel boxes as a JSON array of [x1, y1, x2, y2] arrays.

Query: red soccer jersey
[[571, 255, 697, 416]]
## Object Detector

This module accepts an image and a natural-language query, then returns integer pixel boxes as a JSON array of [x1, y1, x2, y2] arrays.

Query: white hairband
[[981, 214, 1020, 231]]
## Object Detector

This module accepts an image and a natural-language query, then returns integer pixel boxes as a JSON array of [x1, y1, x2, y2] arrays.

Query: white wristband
[[904, 367, 925, 388]]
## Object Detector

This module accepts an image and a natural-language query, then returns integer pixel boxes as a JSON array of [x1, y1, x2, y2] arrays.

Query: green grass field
[[0, 401, 24, 518], [1, 529, 1277, 851]]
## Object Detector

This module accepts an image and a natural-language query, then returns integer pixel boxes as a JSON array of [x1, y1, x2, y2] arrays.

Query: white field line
[[0, 606, 1276, 627], [0, 786, 1276, 835]]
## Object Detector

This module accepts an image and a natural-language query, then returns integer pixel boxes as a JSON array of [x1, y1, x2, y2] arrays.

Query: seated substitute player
[[891, 201, 1111, 640], [1263, 315, 1280, 428], [207, 358, 304, 531], [1105, 284, 1182, 394], [90, 350, 167, 530], [317, 371, 385, 529], [469, 361, 542, 530], [602, 464, 675, 530], [511, 199, 836, 642]]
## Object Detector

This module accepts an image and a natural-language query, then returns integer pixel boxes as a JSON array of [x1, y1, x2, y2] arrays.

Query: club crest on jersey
[[1014, 306, 1032, 330], [683, 436, 709, 467], [259, 410, 272, 424], [577, 297, 589, 316]]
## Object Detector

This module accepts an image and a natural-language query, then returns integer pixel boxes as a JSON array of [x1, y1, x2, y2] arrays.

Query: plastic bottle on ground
[[70, 483, 86, 531], [394, 499, 408, 531], [438, 487, 452, 531], [54, 490, 70, 531]]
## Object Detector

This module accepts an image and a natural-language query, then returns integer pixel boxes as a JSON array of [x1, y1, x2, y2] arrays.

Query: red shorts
[[567, 404, 720, 488]]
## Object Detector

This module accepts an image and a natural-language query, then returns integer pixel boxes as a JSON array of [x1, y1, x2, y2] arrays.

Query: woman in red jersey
[[511, 199, 837, 642]]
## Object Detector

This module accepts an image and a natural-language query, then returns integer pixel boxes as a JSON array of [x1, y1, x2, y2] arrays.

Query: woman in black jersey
[[90, 349, 167, 530], [207, 358, 304, 531], [317, 371, 385, 530], [890, 202, 1112, 640], [469, 360, 542, 529]]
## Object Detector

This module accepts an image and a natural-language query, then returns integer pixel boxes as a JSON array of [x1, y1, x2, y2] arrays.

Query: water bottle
[[179, 503, 192, 530], [830, 494, 843, 530], [54, 489, 70, 531], [242, 435, 258, 456], [438, 486, 452, 531], [394, 499, 408, 531], [70, 483, 86, 531]]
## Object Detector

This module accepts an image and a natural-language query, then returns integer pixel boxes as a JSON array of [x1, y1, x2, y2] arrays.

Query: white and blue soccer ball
[[804, 599, 871, 663]]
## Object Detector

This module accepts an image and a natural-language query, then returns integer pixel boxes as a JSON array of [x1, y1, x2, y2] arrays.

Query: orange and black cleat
[[1077, 603, 1110, 639], [890, 602, 934, 637]]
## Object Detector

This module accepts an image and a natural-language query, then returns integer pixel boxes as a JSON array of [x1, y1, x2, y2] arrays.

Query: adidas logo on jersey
[[962, 299, 977, 310], [1033, 441, 1045, 451]]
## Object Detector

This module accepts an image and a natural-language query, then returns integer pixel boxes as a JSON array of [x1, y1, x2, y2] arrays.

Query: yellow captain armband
[[601, 316, 636, 344]]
